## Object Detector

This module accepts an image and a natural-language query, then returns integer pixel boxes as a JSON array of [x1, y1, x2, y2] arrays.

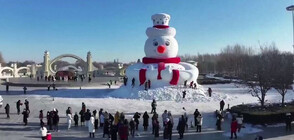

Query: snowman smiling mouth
[[157, 45, 166, 54]]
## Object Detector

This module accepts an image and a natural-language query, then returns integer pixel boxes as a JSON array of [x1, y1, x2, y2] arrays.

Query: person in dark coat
[[24, 99, 29, 111], [4, 104, 10, 118], [129, 118, 136, 137], [39, 110, 44, 126], [164, 118, 173, 140], [193, 109, 200, 127], [110, 125, 118, 140], [147, 80, 151, 89], [208, 87, 212, 97], [109, 113, 114, 125], [53, 111, 59, 131], [85, 109, 91, 126], [79, 109, 85, 126], [153, 119, 160, 139], [152, 112, 159, 134], [182, 91, 186, 99], [103, 120, 110, 138], [82, 102, 86, 113], [93, 110, 98, 129], [216, 111, 223, 130], [16, 100, 22, 115], [177, 115, 186, 139], [143, 111, 149, 131], [131, 78, 135, 88], [133, 112, 141, 130], [144, 82, 148, 90], [47, 111, 52, 130], [285, 113, 292, 131], [220, 100, 225, 111], [74, 112, 79, 126], [151, 99, 157, 114], [23, 86, 27, 94], [22, 109, 29, 126]]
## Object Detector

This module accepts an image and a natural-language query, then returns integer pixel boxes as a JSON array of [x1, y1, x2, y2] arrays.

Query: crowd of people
[[3, 95, 293, 140]]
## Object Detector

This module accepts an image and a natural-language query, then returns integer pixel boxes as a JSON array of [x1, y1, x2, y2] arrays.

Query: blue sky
[[0, 0, 293, 63]]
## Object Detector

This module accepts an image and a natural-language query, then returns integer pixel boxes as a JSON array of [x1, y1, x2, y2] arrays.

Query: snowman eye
[[153, 41, 158, 46], [165, 41, 170, 46]]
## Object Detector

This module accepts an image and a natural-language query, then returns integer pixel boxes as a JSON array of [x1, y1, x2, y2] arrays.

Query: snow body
[[126, 13, 199, 87]]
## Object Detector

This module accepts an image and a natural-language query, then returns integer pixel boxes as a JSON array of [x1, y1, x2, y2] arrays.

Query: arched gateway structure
[[42, 51, 94, 77]]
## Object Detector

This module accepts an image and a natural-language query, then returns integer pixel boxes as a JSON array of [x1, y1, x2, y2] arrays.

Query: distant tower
[[87, 51, 93, 76], [43, 51, 50, 76]]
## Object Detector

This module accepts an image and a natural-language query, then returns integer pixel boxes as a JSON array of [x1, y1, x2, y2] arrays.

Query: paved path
[[0, 85, 294, 140]]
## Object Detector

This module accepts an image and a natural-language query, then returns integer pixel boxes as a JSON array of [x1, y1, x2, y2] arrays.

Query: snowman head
[[144, 13, 178, 59]]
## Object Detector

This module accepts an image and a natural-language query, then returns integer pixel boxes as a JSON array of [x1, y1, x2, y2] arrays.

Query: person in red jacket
[[230, 118, 238, 139]]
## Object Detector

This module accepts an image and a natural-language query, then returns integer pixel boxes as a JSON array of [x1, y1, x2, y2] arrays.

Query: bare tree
[[242, 45, 278, 107], [272, 52, 294, 106]]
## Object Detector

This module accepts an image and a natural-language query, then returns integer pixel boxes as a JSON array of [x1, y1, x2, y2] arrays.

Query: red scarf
[[139, 57, 181, 85], [142, 57, 181, 64]]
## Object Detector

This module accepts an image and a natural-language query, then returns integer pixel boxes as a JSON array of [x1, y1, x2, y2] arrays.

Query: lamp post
[[287, 5, 294, 54], [286, 5, 294, 78]]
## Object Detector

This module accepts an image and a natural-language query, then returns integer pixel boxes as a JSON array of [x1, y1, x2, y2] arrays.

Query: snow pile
[[109, 85, 236, 102]]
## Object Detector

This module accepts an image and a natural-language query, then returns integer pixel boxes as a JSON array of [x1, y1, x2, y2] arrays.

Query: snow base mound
[[109, 85, 234, 102]]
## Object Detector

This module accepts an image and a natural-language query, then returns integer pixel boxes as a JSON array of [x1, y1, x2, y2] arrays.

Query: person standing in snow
[[133, 112, 141, 130], [168, 111, 174, 126], [93, 110, 99, 129], [22, 108, 29, 126], [285, 113, 292, 131], [194, 109, 200, 127], [143, 111, 149, 131], [114, 111, 120, 125], [100, 112, 105, 128], [85, 109, 91, 127], [164, 118, 173, 140], [24, 99, 29, 111], [4, 104, 10, 118], [119, 119, 129, 140], [153, 118, 160, 139], [47, 111, 53, 130], [177, 115, 186, 139], [196, 114, 203, 132], [88, 115, 95, 138], [216, 111, 223, 130], [39, 124, 48, 140], [182, 91, 186, 99], [230, 118, 238, 139], [151, 99, 157, 114], [144, 82, 148, 90], [236, 114, 243, 132], [129, 118, 136, 137], [131, 78, 135, 88], [52, 111, 59, 131], [79, 109, 85, 126], [208, 87, 212, 97], [39, 110, 44, 126], [16, 100, 22, 115], [152, 112, 159, 134], [103, 119, 111, 138], [110, 125, 118, 140], [220, 100, 225, 111], [67, 113, 73, 129], [74, 112, 79, 127], [162, 110, 168, 127], [147, 79, 151, 89]]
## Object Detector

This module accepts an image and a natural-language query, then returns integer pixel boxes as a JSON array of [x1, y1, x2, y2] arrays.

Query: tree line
[[180, 44, 293, 107]]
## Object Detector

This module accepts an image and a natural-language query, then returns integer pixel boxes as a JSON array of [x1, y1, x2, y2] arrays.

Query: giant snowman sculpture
[[126, 13, 199, 88]]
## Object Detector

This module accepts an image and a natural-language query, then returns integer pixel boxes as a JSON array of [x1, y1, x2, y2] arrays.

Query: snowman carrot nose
[[157, 45, 166, 54]]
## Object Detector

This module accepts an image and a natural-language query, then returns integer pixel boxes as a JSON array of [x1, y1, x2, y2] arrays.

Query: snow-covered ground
[[1, 83, 293, 139]]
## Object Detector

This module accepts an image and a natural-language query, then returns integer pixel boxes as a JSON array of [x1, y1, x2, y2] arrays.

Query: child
[[46, 131, 52, 140]]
